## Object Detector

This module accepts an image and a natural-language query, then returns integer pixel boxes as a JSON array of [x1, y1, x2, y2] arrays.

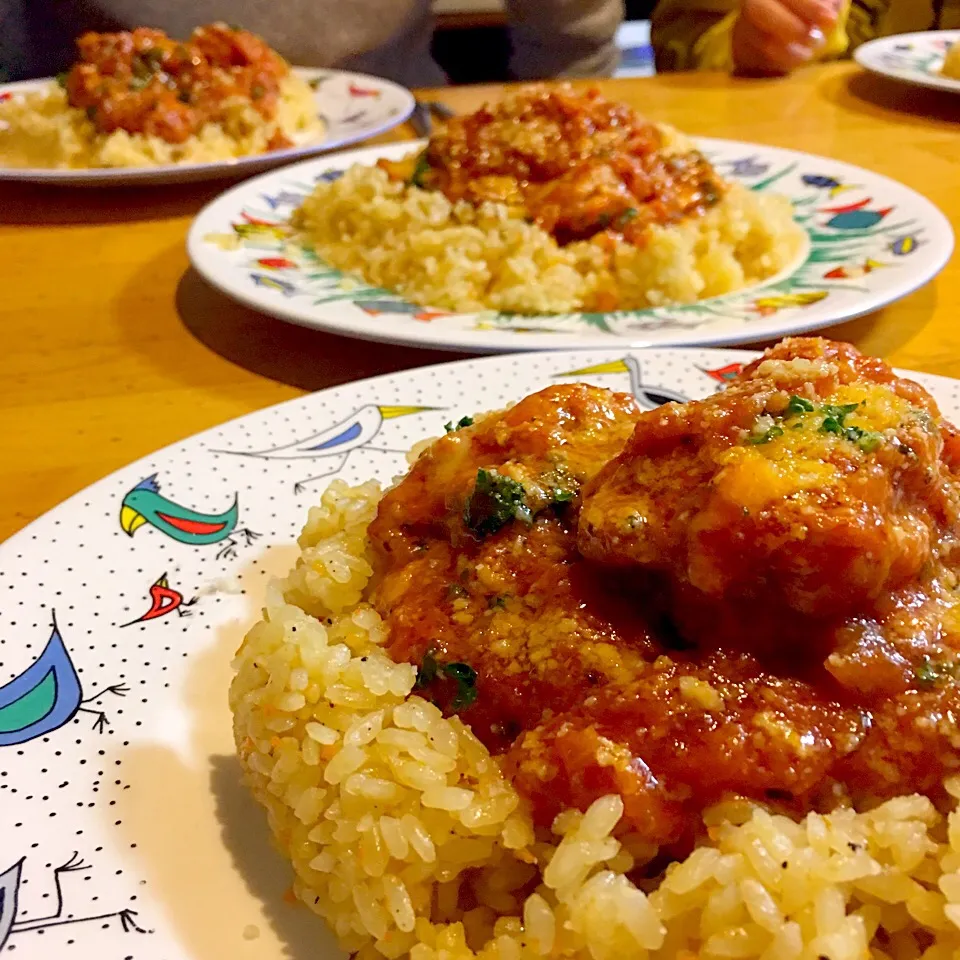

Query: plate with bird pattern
[[855, 31, 960, 96], [187, 139, 953, 352], [4, 345, 960, 960]]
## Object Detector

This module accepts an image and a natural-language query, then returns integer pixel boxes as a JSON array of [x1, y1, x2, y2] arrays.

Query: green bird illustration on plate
[[119, 474, 259, 559]]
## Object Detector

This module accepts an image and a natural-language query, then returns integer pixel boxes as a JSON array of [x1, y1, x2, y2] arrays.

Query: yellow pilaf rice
[[231, 476, 960, 960], [292, 131, 806, 315], [942, 43, 960, 80], [0, 74, 323, 169]]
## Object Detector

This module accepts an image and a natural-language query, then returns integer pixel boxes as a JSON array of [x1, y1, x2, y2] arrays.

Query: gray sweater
[[0, 0, 624, 85]]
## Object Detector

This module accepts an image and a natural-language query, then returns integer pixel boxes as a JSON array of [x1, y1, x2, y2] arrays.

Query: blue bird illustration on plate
[[0, 620, 127, 745], [251, 273, 298, 296]]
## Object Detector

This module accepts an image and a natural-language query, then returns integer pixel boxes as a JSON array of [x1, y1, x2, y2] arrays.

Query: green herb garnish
[[820, 402, 861, 435], [444, 415, 474, 433], [409, 152, 431, 188], [251, 84, 265, 100], [748, 424, 784, 445], [464, 469, 531, 538], [552, 488, 575, 503], [415, 650, 439, 689], [786, 395, 815, 416], [488, 595, 507, 609], [85, 105, 98, 121], [444, 662, 478, 711], [56, 71, 69, 89], [614, 207, 639, 228], [414, 650, 478, 711], [853, 429, 883, 453], [446, 582, 468, 600], [915, 657, 952, 688]]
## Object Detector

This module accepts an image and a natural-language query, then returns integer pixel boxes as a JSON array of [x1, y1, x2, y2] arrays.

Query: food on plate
[[231, 336, 960, 960], [942, 42, 960, 80], [292, 86, 805, 314], [0, 23, 323, 169]]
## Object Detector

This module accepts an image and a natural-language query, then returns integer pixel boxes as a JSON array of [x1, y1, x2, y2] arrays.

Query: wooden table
[[1, 62, 957, 543]]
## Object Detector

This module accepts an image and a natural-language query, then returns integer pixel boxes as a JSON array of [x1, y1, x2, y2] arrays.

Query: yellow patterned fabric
[[652, 0, 960, 72]]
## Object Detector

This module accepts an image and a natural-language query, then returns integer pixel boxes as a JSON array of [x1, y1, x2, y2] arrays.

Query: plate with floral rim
[[855, 30, 960, 96], [0, 68, 415, 187], [187, 139, 952, 352]]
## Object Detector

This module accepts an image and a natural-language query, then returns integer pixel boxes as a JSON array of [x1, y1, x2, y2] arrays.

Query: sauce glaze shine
[[369, 339, 960, 849]]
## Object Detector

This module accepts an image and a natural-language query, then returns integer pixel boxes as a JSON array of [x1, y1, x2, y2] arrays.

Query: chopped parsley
[[415, 650, 439, 689], [409, 152, 431, 188], [786, 395, 815, 416], [488, 595, 508, 609], [750, 398, 883, 454], [614, 207, 639, 228], [914, 657, 955, 688], [552, 488, 575, 504], [55, 71, 69, 89], [446, 582, 468, 600], [85, 105, 98, 121], [444, 415, 474, 433], [748, 424, 784, 445], [819, 402, 861, 435], [851, 429, 883, 452], [464, 469, 531, 538], [251, 84, 266, 100], [446, 662, 479, 710], [414, 650, 479, 711]]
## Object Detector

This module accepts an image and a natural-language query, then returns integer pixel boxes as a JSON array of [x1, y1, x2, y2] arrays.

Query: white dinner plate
[[3, 346, 960, 959], [187, 139, 953, 352], [854, 30, 960, 95], [0, 68, 415, 186]]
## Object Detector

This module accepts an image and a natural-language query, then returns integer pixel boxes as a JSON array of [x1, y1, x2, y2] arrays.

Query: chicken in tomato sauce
[[62, 23, 292, 146], [368, 338, 960, 851], [377, 86, 725, 247]]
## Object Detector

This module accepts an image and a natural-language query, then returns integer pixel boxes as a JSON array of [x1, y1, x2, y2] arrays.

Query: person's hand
[[732, 0, 840, 75]]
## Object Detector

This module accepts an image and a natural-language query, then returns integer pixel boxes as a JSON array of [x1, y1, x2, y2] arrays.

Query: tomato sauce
[[63, 23, 290, 145], [378, 86, 725, 247], [368, 340, 960, 850]]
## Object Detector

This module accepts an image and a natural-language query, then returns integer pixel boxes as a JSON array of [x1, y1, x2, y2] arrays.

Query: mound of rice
[[231, 478, 960, 960], [292, 141, 806, 315], [0, 74, 322, 169]]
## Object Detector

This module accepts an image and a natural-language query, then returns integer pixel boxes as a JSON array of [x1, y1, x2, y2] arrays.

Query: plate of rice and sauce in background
[[0, 23, 415, 186], [187, 86, 952, 352], [855, 30, 960, 95], [12, 337, 960, 960]]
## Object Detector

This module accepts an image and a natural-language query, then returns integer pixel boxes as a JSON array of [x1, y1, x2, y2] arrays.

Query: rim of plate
[[5, 345, 960, 960], [1, 346, 763, 556], [186, 137, 954, 353], [8, 344, 960, 551], [0, 68, 415, 186], [854, 30, 960, 94]]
